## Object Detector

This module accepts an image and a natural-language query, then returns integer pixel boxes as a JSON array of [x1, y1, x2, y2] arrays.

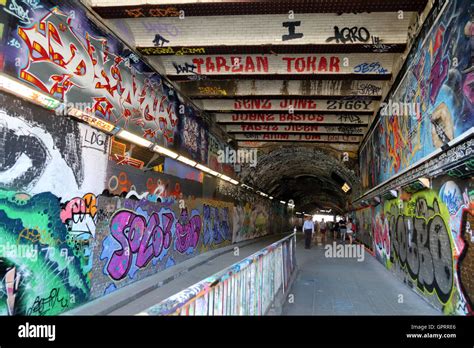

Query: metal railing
[[141, 233, 297, 315]]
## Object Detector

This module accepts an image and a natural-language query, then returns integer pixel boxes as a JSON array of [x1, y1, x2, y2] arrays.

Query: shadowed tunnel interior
[[239, 145, 361, 215]]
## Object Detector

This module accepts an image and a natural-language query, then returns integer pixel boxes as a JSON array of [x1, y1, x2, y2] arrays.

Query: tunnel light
[[295, 212, 302, 215], [419, 177, 431, 188], [67, 107, 84, 117], [214, 173, 238, 185], [176, 156, 197, 167], [116, 129, 153, 148], [342, 183, 351, 193], [269, 196, 273, 200], [370, 195, 381, 206], [67, 107, 116, 133], [219, 174, 232, 182], [153, 145, 179, 159], [0, 73, 61, 110], [280, 200, 286, 204], [401, 177, 431, 194], [195, 163, 219, 176]]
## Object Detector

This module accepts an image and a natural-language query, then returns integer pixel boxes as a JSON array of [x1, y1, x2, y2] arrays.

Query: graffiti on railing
[[143, 233, 296, 315]]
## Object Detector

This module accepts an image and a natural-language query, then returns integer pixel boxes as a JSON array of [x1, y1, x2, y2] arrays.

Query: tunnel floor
[[282, 234, 440, 315]]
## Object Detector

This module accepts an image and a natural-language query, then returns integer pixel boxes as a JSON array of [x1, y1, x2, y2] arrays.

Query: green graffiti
[[0, 190, 90, 315], [382, 190, 459, 312]]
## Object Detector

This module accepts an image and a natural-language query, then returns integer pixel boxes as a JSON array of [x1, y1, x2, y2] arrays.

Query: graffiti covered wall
[[356, 0, 474, 315], [0, 86, 289, 315], [0, 0, 215, 165], [360, 0, 473, 189], [355, 177, 474, 315], [92, 196, 234, 297], [0, 90, 108, 315], [231, 201, 290, 243], [353, 206, 373, 250]]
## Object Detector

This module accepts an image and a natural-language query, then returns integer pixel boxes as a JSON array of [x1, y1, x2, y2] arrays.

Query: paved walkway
[[282, 234, 439, 315]]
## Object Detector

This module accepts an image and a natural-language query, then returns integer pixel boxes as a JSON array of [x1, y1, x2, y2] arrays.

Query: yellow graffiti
[[17, 227, 65, 246], [383, 192, 457, 311], [198, 86, 227, 96], [175, 47, 206, 55], [83, 193, 97, 218]]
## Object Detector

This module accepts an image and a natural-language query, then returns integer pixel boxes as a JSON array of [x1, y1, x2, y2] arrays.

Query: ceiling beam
[[215, 113, 370, 125], [225, 124, 366, 135], [177, 80, 385, 98], [118, 13, 411, 52], [233, 134, 362, 143], [195, 98, 378, 113], [154, 54, 395, 78], [92, 1, 428, 18]]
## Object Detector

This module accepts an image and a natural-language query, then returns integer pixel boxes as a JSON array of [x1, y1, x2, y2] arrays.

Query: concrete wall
[[356, 0, 474, 315]]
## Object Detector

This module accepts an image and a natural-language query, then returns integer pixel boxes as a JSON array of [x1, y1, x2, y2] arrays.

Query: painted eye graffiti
[[0, 121, 49, 191]]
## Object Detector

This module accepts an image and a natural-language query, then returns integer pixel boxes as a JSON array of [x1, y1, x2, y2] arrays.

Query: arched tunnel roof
[[239, 145, 361, 214]]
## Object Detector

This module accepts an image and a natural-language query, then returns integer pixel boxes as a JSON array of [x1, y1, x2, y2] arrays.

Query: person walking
[[313, 220, 320, 244], [320, 218, 327, 243], [332, 220, 339, 241], [339, 218, 347, 243], [303, 215, 315, 249], [346, 218, 354, 245]]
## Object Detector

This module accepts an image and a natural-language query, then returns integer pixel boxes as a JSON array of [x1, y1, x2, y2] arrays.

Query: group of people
[[302, 216, 356, 249]]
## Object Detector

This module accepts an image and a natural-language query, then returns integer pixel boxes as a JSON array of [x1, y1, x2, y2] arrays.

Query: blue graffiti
[[203, 205, 231, 245], [354, 62, 388, 74]]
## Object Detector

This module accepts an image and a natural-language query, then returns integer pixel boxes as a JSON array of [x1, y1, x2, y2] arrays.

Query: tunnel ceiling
[[88, 0, 428, 213], [238, 145, 360, 214]]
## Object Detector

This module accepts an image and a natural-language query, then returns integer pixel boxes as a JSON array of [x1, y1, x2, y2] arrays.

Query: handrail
[[141, 232, 297, 316]]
